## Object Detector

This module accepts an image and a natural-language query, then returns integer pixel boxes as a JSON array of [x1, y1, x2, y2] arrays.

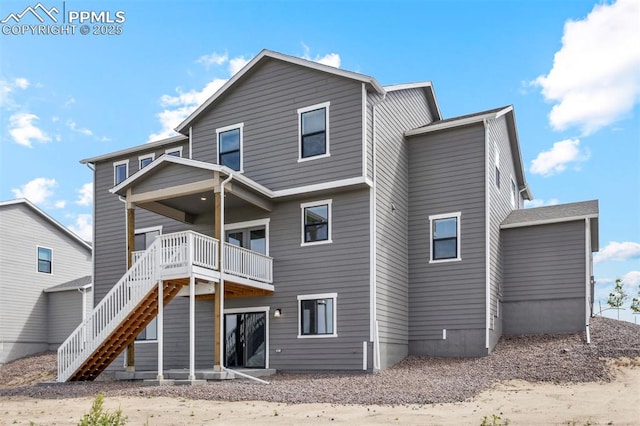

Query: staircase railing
[[57, 238, 161, 382]]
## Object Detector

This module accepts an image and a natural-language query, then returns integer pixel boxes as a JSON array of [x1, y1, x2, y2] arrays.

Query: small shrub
[[78, 393, 127, 426], [481, 414, 510, 426]]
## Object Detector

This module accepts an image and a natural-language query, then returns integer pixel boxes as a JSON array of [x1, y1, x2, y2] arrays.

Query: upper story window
[[510, 178, 518, 209], [217, 123, 243, 172], [298, 102, 330, 161], [297, 293, 337, 338], [494, 141, 501, 189], [37, 246, 52, 274], [301, 199, 332, 246], [113, 159, 129, 185], [165, 147, 182, 157], [139, 154, 155, 169], [429, 212, 461, 263]]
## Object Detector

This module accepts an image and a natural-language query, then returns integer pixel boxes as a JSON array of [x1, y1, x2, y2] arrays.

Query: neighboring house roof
[[175, 49, 387, 133], [44, 275, 92, 293], [404, 105, 532, 201], [80, 134, 188, 165], [501, 200, 599, 251], [0, 199, 92, 251]]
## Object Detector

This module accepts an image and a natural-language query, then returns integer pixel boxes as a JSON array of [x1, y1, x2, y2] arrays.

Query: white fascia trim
[[297, 102, 330, 162], [428, 212, 462, 263], [404, 107, 512, 137], [165, 146, 183, 157], [300, 199, 333, 247], [383, 81, 433, 92], [500, 214, 599, 229], [297, 292, 338, 338], [273, 176, 370, 197], [80, 135, 187, 164], [216, 122, 244, 173], [139, 153, 155, 169], [0, 199, 92, 250]]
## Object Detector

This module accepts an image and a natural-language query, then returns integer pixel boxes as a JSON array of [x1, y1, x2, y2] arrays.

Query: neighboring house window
[[37, 246, 52, 274], [166, 147, 182, 157], [429, 212, 461, 262], [113, 160, 128, 185], [298, 102, 330, 161], [510, 178, 518, 209], [297, 293, 337, 338], [494, 141, 500, 189], [301, 199, 332, 246], [139, 154, 155, 169], [217, 123, 243, 172]]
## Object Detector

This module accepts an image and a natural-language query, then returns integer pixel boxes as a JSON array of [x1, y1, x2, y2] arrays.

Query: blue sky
[[1, 0, 639, 321]]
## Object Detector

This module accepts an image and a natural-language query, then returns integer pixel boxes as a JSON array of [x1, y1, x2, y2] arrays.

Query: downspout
[[189, 126, 193, 159], [483, 118, 491, 350], [84, 162, 96, 315], [584, 218, 591, 344]]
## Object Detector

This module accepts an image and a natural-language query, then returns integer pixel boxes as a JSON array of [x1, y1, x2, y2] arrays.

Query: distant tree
[[630, 285, 640, 315], [607, 278, 628, 320]]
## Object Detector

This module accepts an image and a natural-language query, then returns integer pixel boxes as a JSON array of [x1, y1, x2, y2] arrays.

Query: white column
[[157, 280, 164, 380], [189, 275, 195, 380]]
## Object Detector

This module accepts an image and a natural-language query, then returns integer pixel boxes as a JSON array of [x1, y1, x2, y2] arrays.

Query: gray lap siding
[[408, 123, 487, 356]]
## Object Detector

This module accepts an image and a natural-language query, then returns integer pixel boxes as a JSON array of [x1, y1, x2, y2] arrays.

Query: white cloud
[[301, 43, 341, 68], [530, 138, 589, 176], [8, 113, 51, 147], [196, 52, 228, 68], [68, 214, 93, 242], [11, 177, 57, 204], [76, 182, 93, 206], [595, 241, 640, 263], [0, 77, 29, 109], [532, 0, 640, 134], [622, 271, 640, 287], [66, 119, 93, 136], [54, 200, 66, 209], [229, 56, 250, 75], [64, 97, 76, 107], [14, 78, 29, 89], [524, 198, 560, 208]]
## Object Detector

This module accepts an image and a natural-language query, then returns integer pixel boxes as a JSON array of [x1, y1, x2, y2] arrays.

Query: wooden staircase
[[69, 279, 187, 381]]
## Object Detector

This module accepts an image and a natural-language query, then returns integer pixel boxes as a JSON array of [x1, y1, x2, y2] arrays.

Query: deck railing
[[223, 242, 273, 283]]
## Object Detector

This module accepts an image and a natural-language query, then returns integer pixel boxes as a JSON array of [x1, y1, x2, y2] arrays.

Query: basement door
[[224, 311, 267, 368]]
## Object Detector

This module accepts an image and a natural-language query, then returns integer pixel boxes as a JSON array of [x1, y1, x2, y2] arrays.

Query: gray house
[[0, 199, 92, 365], [59, 49, 598, 382]]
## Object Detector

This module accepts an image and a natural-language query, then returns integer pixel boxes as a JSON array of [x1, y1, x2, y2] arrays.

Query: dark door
[[224, 311, 266, 368]]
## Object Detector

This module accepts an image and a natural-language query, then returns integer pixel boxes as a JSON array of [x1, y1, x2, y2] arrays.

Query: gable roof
[[384, 82, 442, 121], [176, 49, 386, 134], [0, 199, 92, 251], [405, 105, 532, 200], [80, 134, 188, 165], [44, 275, 92, 293], [501, 200, 599, 251]]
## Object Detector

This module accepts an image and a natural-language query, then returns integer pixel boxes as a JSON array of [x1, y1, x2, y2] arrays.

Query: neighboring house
[[0, 199, 92, 365], [59, 49, 598, 382]]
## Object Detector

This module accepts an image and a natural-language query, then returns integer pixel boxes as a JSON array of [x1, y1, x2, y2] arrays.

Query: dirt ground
[[2, 359, 638, 425]]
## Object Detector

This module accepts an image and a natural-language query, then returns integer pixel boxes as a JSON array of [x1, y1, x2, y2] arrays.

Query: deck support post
[[125, 204, 135, 372], [213, 186, 222, 371], [189, 275, 196, 380], [157, 279, 164, 380]]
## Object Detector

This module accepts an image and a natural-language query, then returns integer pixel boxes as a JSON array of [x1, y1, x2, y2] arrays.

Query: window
[[297, 293, 337, 338], [113, 160, 128, 185], [37, 246, 52, 274], [217, 123, 243, 172], [494, 141, 500, 189], [139, 154, 155, 169], [136, 317, 157, 342], [225, 218, 270, 255], [429, 212, 461, 262], [165, 147, 182, 157], [510, 178, 518, 209], [298, 102, 330, 161], [301, 199, 332, 245]]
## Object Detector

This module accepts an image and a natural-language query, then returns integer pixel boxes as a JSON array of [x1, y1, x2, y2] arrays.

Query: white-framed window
[[510, 177, 518, 209], [226, 218, 270, 255], [429, 212, 461, 263], [113, 159, 129, 185], [165, 147, 183, 157], [301, 199, 332, 246], [134, 226, 162, 342], [494, 141, 500, 189], [297, 293, 337, 338], [217, 123, 244, 172], [139, 153, 155, 169], [298, 102, 330, 162], [37, 246, 52, 274]]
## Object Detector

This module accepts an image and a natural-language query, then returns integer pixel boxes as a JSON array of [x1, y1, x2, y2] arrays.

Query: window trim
[[216, 122, 244, 173], [429, 212, 462, 263], [138, 153, 155, 170], [510, 176, 518, 209], [36, 246, 53, 274], [113, 159, 129, 185], [494, 141, 500, 189], [300, 199, 333, 246], [226, 218, 270, 256], [297, 293, 338, 338], [165, 147, 183, 157], [297, 102, 330, 162]]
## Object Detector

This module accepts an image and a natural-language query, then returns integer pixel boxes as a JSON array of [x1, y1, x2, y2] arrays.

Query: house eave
[[404, 106, 513, 136], [384, 81, 442, 121], [80, 135, 188, 165]]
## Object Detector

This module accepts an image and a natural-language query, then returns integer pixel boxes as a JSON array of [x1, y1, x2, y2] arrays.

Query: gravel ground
[[1, 316, 638, 405]]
